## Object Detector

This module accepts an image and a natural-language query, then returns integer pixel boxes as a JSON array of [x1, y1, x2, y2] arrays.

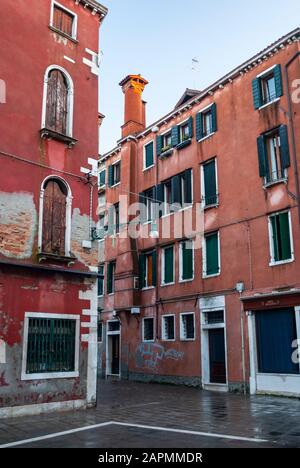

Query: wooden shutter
[[139, 254, 146, 289], [184, 169, 192, 204], [164, 246, 174, 284], [271, 216, 280, 262], [108, 165, 114, 187], [279, 212, 291, 261], [46, 70, 68, 135], [257, 135, 268, 178], [53, 6, 73, 37], [182, 241, 193, 280], [188, 116, 194, 138], [42, 180, 67, 255], [145, 142, 154, 168], [203, 160, 217, 205], [171, 126, 180, 147], [279, 125, 291, 169], [151, 250, 157, 286], [139, 192, 147, 224], [211, 104, 217, 133], [196, 112, 204, 141], [99, 170, 106, 186], [206, 232, 219, 275], [171, 175, 181, 204], [252, 77, 262, 109], [107, 262, 113, 294], [274, 64, 283, 98], [156, 135, 163, 157]]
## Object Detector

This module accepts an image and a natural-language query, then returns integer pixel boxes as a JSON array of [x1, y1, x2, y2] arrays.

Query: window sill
[[98, 185, 106, 193], [202, 201, 219, 210], [37, 252, 76, 266], [180, 338, 196, 342], [258, 97, 280, 111], [161, 339, 176, 343], [143, 164, 155, 172], [161, 204, 193, 219], [49, 26, 78, 44], [109, 182, 120, 189], [142, 286, 155, 291], [269, 258, 294, 267], [161, 282, 175, 287], [263, 177, 287, 189], [179, 277, 194, 284], [159, 148, 174, 158], [203, 272, 221, 279], [177, 139, 192, 150], [198, 132, 216, 143], [40, 128, 78, 148], [22, 371, 79, 381], [143, 340, 155, 344]]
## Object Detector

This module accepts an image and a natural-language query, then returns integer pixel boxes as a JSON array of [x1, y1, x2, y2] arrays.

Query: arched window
[[39, 177, 72, 257], [42, 66, 74, 137]]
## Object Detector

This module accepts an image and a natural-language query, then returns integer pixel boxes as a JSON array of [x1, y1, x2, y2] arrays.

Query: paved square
[[0, 380, 300, 448]]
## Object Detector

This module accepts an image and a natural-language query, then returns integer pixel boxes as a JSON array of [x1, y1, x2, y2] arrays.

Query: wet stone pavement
[[0, 380, 300, 448]]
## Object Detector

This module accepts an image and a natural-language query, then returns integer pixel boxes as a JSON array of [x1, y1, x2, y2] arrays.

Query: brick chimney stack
[[119, 74, 148, 138]]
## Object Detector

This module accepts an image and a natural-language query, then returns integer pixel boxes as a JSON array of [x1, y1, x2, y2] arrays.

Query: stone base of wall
[[0, 399, 86, 419], [128, 372, 202, 388], [228, 381, 250, 394]]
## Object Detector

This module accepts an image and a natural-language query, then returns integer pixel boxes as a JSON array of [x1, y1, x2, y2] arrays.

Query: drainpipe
[[284, 51, 300, 224]]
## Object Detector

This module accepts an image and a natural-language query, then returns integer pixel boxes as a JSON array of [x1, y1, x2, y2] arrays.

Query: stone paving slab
[[0, 380, 300, 448]]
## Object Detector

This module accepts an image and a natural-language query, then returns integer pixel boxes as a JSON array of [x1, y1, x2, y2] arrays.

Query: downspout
[[284, 51, 300, 224]]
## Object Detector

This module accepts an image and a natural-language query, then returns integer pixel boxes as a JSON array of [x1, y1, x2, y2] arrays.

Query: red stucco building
[[99, 28, 300, 397], [0, 0, 107, 417]]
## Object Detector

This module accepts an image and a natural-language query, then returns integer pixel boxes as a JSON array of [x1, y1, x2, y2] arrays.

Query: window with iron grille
[[143, 318, 154, 342], [162, 315, 175, 341], [180, 313, 195, 340], [52, 4, 76, 38], [205, 310, 224, 325], [26, 318, 76, 374]]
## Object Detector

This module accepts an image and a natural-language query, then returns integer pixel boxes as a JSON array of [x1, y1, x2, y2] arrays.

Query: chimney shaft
[[119, 75, 148, 138]]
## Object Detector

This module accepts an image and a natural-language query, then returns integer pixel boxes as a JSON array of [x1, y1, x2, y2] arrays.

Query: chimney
[[119, 74, 148, 138]]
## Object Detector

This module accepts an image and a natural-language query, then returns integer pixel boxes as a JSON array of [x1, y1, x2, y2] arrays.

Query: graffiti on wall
[[135, 343, 184, 370]]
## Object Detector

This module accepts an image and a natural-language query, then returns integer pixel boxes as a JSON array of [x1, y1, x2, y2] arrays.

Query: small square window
[[180, 122, 190, 142], [162, 315, 175, 341], [269, 212, 293, 264], [162, 132, 172, 153], [143, 318, 154, 342], [261, 74, 276, 105], [180, 313, 195, 340]]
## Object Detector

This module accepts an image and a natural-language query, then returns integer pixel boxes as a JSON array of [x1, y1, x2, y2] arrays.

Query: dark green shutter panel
[[206, 233, 219, 275], [171, 126, 180, 147], [274, 64, 283, 98], [257, 135, 268, 178], [171, 175, 181, 204], [184, 169, 192, 204], [145, 142, 154, 168], [99, 170, 106, 186], [139, 192, 147, 224], [139, 254, 146, 289], [164, 246, 174, 283], [271, 216, 280, 262], [196, 112, 204, 141], [279, 125, 290, 169], [108, 165, 114, 187], [152, 250, 157, 286], [252, 77, 262, 110], [188, 116, 194, 138], [156, 183, 164, 218], [203, 160, 217, 205], [211, 103, 217, 133], [279, 213, 291, 260], [182, 241, 193, 280], [156, 135, 163, 157], [107, 263, 113, 294]]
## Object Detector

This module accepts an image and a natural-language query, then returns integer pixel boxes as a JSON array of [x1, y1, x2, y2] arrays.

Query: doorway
[[106, 320, 121, 377], [208, 328, 226, 384]]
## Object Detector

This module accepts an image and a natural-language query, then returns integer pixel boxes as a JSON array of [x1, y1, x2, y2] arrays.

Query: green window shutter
[[274, 64, 283, 98], [203, 160, 217, 206], [156, 183, 164, 218], [171, 175, 181, 204], [139, 254, 146, 289], [152, 250, 157, 286], [108, 165, 114, 187], [196, 112, 204, 141], [107, 262, 114, 294], [184, 169, 192, 204], [252, 77, 262, 110], [156, 135, 163, 157], [182, 241, 193, 280], [164, 246, 174, 284], [99, 170, 106, 186], [171, 125, 180, 147], [271, 216, 280, 262], [145, 142, 154, 168], [107, 206, 114, 235], [188, 116, 194, 138], [139, 192, 147, 224], [257, 135, 268, 178], [279, 125, 290, 169], [279, 212, 291, 261], [211, 103, 217, 133], [206, 232, 219, 275]]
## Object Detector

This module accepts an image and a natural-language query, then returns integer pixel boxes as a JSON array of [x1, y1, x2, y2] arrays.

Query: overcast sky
[[99, 0, 299, 154]]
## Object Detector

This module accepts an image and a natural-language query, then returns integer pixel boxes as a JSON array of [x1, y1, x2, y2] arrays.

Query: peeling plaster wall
[[71, 208, 98, 268], [0, 192, 37, 259]]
